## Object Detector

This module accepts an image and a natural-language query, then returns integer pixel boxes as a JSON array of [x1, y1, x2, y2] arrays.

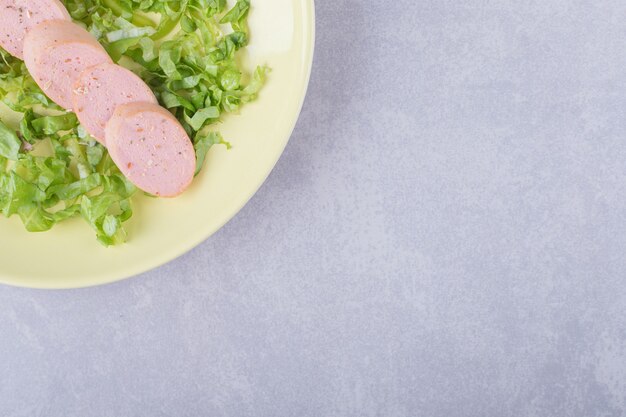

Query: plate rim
[[0, 0, 316, 290]]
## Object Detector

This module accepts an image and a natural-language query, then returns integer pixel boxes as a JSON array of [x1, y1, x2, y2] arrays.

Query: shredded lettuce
[[0, 0, 266, 245], [0, 53, 136, 244]]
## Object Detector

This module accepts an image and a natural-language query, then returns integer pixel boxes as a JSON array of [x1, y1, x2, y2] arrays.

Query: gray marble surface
[[2, 1, 626, 416]]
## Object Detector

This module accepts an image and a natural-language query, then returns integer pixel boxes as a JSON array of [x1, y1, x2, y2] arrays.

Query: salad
[[0, 0, 267, 245]]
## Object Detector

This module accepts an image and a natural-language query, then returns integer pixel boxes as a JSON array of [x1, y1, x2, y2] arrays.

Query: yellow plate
[[0, 0, 315, 289]]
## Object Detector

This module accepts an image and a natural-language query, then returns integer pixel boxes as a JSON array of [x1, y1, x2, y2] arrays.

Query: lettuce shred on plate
[[0, 0, 267, 245]]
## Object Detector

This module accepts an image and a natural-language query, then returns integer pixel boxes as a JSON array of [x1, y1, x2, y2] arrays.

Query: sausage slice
[[73, 63, 157, 144], [0, 0, 70, 59], [23, 20, 111, 110], [105, 102, 196, 197]]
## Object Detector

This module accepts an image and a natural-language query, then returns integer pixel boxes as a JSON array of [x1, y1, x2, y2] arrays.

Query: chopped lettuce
[[0, 51, 136, 244], [0, 121, 21, 160], [0, 0, 266, 245]]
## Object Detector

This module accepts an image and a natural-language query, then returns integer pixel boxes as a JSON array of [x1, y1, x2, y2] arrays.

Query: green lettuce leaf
[[0, 121, 21, 160]]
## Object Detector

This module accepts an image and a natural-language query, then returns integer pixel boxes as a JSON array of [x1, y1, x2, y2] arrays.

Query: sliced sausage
[[23, 20, 111, 110], [0, 0, 70, 59], [73, 63, 157, 144], [105, 102, 196, 197], [23, 19, 101, 57]]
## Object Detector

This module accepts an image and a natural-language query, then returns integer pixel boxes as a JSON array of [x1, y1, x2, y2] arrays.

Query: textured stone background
[[1, 1, 626, 416]]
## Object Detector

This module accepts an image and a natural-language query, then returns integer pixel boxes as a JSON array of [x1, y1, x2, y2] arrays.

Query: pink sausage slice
[[23, 19, 102, 58], [23, 20, 111, 110], [73, 63, 157, 144], [0, 0, 70, 59], [105, 103, 196, 198]]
